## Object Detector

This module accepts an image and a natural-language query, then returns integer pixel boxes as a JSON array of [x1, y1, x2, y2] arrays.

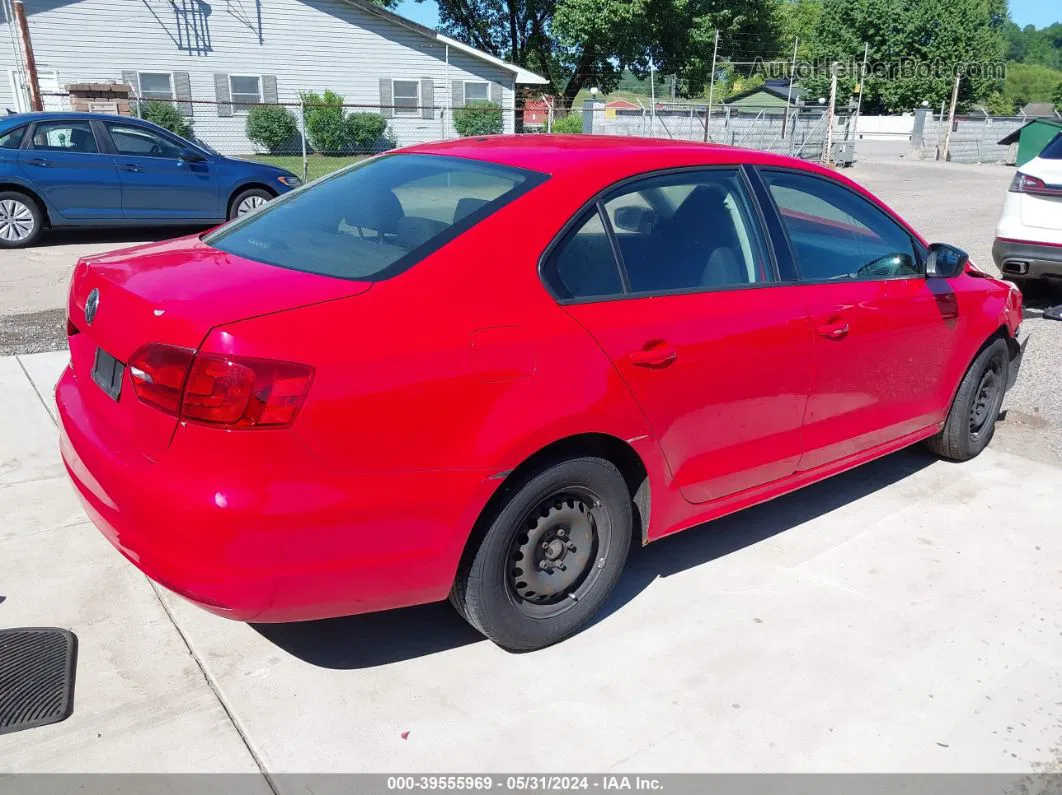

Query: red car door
[[542, 168, 813, 504], [757, 168, 961, 470]]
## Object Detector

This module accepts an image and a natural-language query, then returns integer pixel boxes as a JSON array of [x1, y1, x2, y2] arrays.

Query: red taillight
[[128, 344, 196, 415], [127, 344, 313, 429], [1009, 172, 1062, 196], [182, 354, 313, 428]]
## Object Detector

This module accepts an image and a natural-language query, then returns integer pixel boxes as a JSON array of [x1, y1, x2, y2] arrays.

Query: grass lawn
[[239, 154, 368, 182]]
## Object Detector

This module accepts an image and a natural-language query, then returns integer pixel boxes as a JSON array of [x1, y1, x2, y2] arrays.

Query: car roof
[[402, 134, 830, 178], [0, 111, 150, 127]]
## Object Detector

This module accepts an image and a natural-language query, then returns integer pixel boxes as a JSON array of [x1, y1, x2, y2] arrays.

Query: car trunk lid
[[67, 234, 370, 460]]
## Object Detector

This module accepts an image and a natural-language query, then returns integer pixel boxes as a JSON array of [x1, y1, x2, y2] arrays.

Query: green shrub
[[137, 100, 193, 139], [301, 90, 347, 154], [453, 100, 504, 137], [550, 113, 583, 134], [345, 112, 389, 152], [246, 104, 300, 154]]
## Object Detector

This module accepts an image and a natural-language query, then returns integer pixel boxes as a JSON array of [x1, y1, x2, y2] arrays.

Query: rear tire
[[229, 187, 273, 220], [926, 338, 1009, 462], [0, 191, 43, 248], [451, 456, 632, 651]]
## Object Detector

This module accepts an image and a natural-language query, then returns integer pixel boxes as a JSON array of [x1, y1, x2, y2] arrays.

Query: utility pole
[[851, 43, 869, 152], [941, 71, 962, 161], [649, 61, 656, 136], [822, 62, 838, 164], [703, 29, 720, 142], [13, 1, 41, 112], [782, 36, 798, 140]]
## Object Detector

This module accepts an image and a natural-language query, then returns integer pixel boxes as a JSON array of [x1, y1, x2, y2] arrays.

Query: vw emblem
[[85, 288, 100, 325]]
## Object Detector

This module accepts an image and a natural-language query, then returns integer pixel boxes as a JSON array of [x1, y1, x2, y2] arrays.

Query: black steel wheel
[[451, 456, 632, 651], [506, 487, 612, 619], [926, 337, 1009, 461]]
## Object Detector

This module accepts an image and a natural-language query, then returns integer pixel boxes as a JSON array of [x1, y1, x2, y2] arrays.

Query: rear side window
[[29, 121, 98, 153], [544, 209, 624, 299], [206, 154, 546, 281], [1039, 132, 1062, 160], [0, 125, 26, 149], [761, 170, 919, 281]]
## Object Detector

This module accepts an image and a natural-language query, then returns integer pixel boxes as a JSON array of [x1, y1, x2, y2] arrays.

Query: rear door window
[[760, 169, 919, 281], [0, 126, 26, 149], [29, 120, 99, 153], [206, 154, 546, 281]]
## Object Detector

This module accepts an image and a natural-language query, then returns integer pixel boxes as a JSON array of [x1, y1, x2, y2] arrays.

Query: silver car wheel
[[236, 195, 268, 216], [0, 199, 35, 242]]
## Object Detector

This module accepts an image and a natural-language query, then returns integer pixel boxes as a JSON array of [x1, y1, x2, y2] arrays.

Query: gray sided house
[[0, 0, 547, 153]]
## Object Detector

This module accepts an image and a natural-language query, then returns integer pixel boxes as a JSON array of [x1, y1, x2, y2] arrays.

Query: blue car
[[0, 111, 301, 248]]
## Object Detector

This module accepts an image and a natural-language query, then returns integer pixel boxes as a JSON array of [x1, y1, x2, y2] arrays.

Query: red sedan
[[58, 136, 1026, 650]]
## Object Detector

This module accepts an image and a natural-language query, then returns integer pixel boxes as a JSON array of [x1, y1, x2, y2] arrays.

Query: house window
[[464, 81, 489, 103], [138, 72, 173, 101], [393, 80, 420, 116], [229, 75, 262, 110]]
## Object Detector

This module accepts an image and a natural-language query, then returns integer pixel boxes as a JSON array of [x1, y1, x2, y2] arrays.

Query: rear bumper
[[57, 363, 494, 623], [992, 237, 1062, 280]]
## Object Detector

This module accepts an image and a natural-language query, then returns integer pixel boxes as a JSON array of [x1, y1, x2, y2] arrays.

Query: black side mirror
[[926, 243, 969, 279], [178, 148, 206, 163]]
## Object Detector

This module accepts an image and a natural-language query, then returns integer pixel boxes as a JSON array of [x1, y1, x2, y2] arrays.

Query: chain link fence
[[41, 89, 842, 179], [572, 103, 836, 162]]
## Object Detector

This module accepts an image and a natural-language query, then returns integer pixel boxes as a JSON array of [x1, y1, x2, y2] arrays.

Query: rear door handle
[[817, 321, 850, 339], [119, 163, 143, 173], [26, 157, 51, 167], [629, 344, 678, 368]]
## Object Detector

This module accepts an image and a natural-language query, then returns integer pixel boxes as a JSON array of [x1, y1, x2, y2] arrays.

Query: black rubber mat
[[0, 627, 78, 735]]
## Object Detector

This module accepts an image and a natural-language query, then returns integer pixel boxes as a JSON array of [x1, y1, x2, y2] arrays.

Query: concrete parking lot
[[1, 150, 1061, 781]]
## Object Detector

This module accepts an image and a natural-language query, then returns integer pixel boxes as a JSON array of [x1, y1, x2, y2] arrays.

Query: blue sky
[[396, 0, 1058, 31]]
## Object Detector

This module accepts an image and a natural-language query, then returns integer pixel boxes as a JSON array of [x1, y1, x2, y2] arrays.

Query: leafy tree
[[1005, 22, 1062, 71], [1054, 81, 1062, 110], [775, 0, 822, 59], [453, 100, 505, 136], [1003, 62, 1062, 110], [421, 0, 781, 107], [802, 0, 1008, 114], [551, 112, 584, 132], [300, 90, 347, 154], [137, 100, 193, 139], [245, 104, 300, 153]]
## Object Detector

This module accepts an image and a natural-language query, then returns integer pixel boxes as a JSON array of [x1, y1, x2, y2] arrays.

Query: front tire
[[229, 187, 273, 220], [926, 337, 1009, 461], [451, 457, 632, 651], [0, 191, 43, 248]]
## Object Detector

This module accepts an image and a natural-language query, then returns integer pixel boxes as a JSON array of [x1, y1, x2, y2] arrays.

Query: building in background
[[0, 0, 547, 152]]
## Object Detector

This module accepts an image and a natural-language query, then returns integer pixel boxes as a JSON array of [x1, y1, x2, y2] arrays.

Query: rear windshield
[[205, 154, 547, 281]]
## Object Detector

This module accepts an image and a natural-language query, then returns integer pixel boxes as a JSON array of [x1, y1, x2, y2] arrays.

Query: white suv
[[993, 131, 1062, 286]]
